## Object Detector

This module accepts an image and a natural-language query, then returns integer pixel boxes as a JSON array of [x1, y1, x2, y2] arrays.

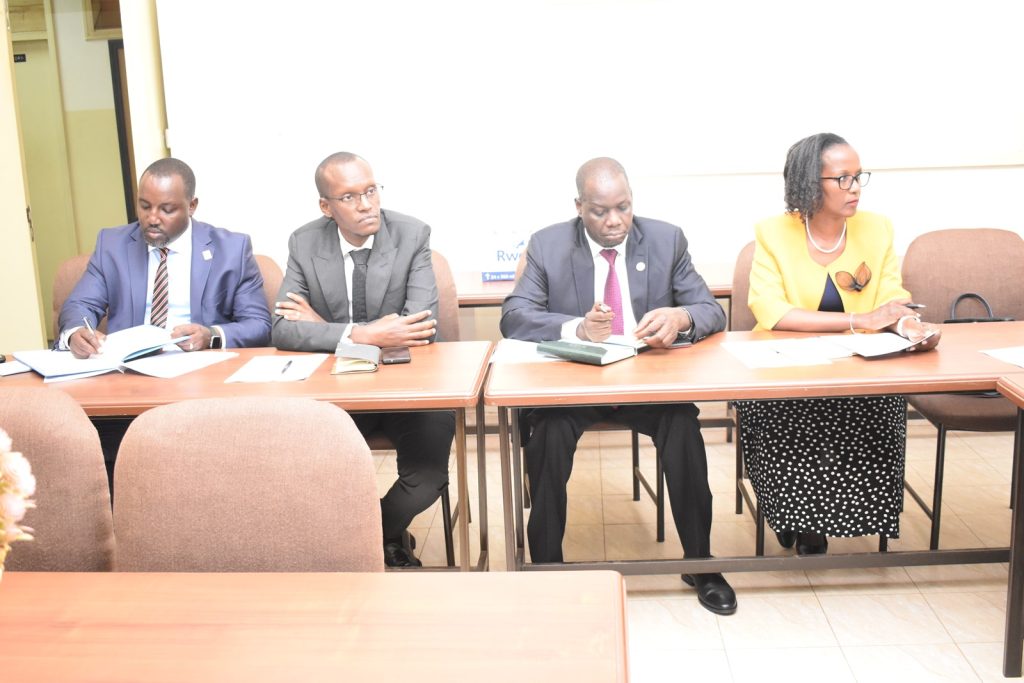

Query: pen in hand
[[905, 303, 926, 310], [280, 360, 293, 375]]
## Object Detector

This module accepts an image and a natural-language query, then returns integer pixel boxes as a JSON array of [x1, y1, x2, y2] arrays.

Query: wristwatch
[[209, 327, 223, 350]]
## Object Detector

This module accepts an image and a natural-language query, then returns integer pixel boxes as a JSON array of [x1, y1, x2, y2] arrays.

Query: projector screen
[[155, 0, 1024, 273]]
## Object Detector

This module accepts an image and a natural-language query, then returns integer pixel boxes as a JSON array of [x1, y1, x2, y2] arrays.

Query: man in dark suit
[[500, 157, 736, 614], [272, 152, 454, 567], [58, 157, 272, 483]]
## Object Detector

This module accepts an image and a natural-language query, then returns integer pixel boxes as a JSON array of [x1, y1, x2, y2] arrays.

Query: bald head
[[315, 151, 366, 196], [575, 157, 629, 201]]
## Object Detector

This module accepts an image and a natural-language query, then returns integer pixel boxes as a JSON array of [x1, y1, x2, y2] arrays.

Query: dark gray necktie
[[350, 249, 371, 323]]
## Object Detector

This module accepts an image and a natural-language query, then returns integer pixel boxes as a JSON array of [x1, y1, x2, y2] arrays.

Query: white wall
[[153, 0, 1024, 275]]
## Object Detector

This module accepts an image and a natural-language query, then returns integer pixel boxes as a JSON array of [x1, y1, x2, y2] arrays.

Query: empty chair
[[255, 254, 284, 316], [901, 228, 1024, 549], [730, 241, 756, 516], [113, 397, 383, 572], [52, 253, 106, 334], [0, 387, 114, 571]]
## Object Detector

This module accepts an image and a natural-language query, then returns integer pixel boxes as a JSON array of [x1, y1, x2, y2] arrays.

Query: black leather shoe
[[681, 573, 737, 615], [775, 530, 796, 549], [384, 532, 422, 567], [796, 532, 828, 555]]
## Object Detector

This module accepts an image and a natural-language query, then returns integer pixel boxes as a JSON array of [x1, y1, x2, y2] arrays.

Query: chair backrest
[[902, 228, 1024, 324], [730, 241, 757, 331], [0, 388, 114, 571], [113, 397, 383, 572], [255, 254, 284, 315], [52, 254, 107, 334], [432, 250, 460, 342]]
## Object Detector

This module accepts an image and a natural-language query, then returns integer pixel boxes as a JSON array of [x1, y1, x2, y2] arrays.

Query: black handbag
[[943, 293, 1012, 397], [944, 293, 1014, 324]]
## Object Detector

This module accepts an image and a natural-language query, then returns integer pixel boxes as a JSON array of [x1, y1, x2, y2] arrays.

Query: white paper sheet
[[488, 339, 567, 364], [224, 354, 328, 382], [982, 346, 1024, 369], [0, 360, 32, 377], [123, 351, 238, 379], [721, 340, 835, 369]]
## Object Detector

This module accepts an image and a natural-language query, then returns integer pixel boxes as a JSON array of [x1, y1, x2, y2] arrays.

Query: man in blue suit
[[59, 158, 270, 355], [500, 157, 736, 615], [57, 157, 271, 485]]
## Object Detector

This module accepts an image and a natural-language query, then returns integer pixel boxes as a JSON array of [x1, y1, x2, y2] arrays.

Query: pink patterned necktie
[[600, 248, 624, 335]]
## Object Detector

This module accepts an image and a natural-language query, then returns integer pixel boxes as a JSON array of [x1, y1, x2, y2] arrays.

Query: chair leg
[[656, 453, 665, 543], [631, 430, 640, 501], [755, 503, 765, 556], [1012, 426, 1020, 511], [735, 410, 745, 515], [930, 425, 948, 551], [440, 486, 455, 567]]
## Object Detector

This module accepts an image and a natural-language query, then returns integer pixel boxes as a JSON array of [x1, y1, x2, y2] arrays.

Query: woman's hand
[[901, 318, 941, 351], [854, 299, 916, 331]]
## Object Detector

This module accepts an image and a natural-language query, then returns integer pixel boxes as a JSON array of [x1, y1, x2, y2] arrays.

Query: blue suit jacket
[[500, 217, 725, 342], [58, 220, 271, 348]]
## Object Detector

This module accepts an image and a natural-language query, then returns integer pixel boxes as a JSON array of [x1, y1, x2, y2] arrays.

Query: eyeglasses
[[323, 184, 383, 204], [820, 172, 871, 190], [835, 261, 871, 292]]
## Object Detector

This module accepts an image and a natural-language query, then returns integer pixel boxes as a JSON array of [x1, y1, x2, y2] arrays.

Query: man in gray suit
[[501, 157, 736, 614], [273, 152, 454, 567]]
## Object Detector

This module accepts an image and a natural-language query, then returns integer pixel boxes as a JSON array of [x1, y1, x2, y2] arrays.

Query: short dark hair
[[315, 152, 363, 196], [783, 133, 848, 220], [575, 157, 629, 200], [142, 157, 196, 199]]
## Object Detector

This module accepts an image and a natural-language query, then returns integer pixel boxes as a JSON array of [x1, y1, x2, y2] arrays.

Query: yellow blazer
[[748, 211, 909, 330]]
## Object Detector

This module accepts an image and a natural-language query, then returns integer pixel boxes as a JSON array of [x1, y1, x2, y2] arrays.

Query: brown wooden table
[[487, 321, 1024, 676], [0, 570, 629, 682], [3, 342, 493, 571]]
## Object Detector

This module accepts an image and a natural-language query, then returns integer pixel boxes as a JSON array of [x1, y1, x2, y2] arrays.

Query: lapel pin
[[202, 249, 213, 261], [636, 262, 646, 272]]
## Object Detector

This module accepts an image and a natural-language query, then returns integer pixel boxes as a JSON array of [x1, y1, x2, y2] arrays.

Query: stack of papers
[[723, 331, 937, 369], [15, 325, 193, 382]]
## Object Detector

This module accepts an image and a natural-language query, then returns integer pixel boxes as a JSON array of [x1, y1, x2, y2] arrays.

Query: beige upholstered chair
[[113, 397, 383, 572], [255, 254, 284, 316], [362, 249, 461, 566], [0, 387, 114, 571], [901, 228, 1024, 549], [730, 241, 757, 516], [52, 253, 106, 334]]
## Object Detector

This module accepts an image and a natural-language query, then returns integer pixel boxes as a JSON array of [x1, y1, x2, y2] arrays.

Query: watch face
[[210, 335, 223, 349]]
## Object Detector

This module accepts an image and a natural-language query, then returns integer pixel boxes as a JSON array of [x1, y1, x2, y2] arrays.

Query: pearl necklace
[[805, 217, 846, 254]]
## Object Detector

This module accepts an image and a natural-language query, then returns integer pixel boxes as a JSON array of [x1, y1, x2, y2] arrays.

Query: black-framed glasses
[[323, 184, 383, 204], [820, 172, 871, 190]]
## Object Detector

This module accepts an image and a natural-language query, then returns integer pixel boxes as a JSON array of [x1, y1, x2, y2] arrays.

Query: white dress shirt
[[145, 221, 193, 329], [337, 231, 376, 343], [559, 231, 638, 340]]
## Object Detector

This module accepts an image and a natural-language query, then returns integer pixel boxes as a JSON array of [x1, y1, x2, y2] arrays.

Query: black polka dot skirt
[[736, 396, 907, 539]]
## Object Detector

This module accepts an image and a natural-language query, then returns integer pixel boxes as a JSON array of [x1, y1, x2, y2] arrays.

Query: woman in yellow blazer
[[739, 133, 940, 554]]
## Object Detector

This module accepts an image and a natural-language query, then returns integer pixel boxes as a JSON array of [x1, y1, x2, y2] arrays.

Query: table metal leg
[[455, 409, 470, 571], [498, 407, 517, 571], [510, 408, 525, 566], [1004, 407, 1024, 677], [475, 401, 489, 570]]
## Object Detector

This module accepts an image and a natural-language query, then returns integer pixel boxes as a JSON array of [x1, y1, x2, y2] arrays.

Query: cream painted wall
[[119, 0, 167, 173], [0, 29, 47, 351], [52, 0, 126, 252], [150, 0, 1024, 281]]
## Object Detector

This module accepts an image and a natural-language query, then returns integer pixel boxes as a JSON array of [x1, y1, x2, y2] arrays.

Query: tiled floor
[[371, 404, 1019, 682]]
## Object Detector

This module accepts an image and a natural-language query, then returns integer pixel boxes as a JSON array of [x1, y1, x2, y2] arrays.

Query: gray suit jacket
[[500, 217, 725, 342], [271, 210, 439, 352]]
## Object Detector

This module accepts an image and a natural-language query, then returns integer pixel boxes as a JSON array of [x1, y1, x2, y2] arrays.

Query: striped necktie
[[150, 247, 170, 328]]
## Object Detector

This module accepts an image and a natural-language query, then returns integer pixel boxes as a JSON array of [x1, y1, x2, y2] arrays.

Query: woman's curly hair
[[783, 132, 848, 220]]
